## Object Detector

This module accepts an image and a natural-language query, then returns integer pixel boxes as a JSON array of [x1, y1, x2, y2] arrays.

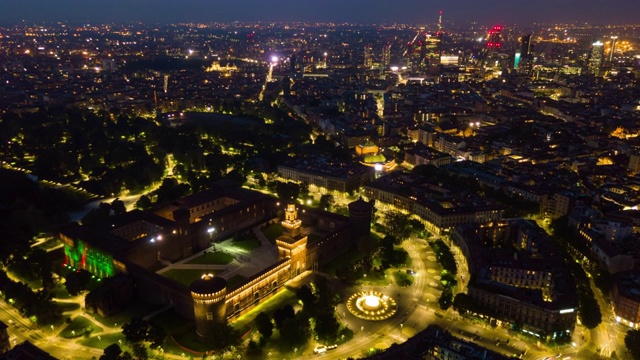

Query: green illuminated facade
[[62, 236, 116, 279]]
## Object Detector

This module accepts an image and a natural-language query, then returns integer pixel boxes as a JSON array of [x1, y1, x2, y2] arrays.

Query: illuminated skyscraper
[[382, 43, 391, 67], [609, 36, 618, 62], [405, 11, 443, 69], [486, 25, 503, 50], [364, 45, 374, 68], [587, 41, 604, 76]]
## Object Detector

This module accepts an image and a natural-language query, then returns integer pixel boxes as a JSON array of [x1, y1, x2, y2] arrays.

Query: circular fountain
[[346, 291, 397, 321]]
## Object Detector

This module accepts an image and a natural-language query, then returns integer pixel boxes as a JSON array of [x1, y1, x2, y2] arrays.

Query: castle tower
[[348, 198, 374, 251], [282, 203, 302, 238], [277, 203, 307, 277], [190, 274, 228, 341]]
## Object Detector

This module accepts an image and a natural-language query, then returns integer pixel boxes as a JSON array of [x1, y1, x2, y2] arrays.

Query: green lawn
[[92, 299, 164, 328], [79, 332, 125, 349], [55, 301, 80, 313], [161, 269, 222, 287], [51, 285, 73, 300], [231, 288, 297, 331], [60, 316, 102, 338], [231, 239, 261, 251], [148, 308, 193, 334], [185, 251, 234, 265], [261, 223, 283, 244], [230, 232, 262, 251]]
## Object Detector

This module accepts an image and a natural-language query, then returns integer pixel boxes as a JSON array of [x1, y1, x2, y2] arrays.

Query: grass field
[[80, 332, 125, 349], [261, 223, 283, 244], [161, 269, 222, 287], [60, 316, 102, 338], [185, 251, 234, 265]]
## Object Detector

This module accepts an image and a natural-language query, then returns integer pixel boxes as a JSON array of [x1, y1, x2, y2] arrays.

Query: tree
[[438, 288, 453, 310], [296, 285, 316, 307], [274, 181, 300, 202], [135, 195, 152, 210], [254, 312, 273, 339], [111, 198, 126, 216], [81, 202, 112, 227], [122, 318, 149, 343], [246, 340, 263, 358], [314, 312, 340, 343], [385, 211, 411, 240], [273, 304, 295, 330], [626, 329, 640, 360], [319, 194, 335, 211], [131, 343, 148, 360], [279, 313, 311, 348], [64, 269, 93, 296], [100, 344, 122, 360]]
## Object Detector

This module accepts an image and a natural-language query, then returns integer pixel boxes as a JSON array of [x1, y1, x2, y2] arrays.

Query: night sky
[[0, 0, 638, 25]]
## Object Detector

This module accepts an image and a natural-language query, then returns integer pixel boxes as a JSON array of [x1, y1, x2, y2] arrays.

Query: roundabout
[[346, 291, 397, 321]]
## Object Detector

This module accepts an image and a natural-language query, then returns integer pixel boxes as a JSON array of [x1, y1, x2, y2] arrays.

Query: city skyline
[[1, 0, 639, 26]]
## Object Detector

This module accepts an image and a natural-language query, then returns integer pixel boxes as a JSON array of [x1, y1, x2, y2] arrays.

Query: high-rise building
[[486, 25, 503, 50], [521, 34, 532, 57], [364, 45, 373, 68], [587, 41, 604, 76], [405, 11, 443, 69], [382, 43, 391, 67], [609, 36, 618, 63]]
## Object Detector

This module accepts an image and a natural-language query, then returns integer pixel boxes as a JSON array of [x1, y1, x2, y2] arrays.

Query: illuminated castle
[[60, 184, 373, 340]]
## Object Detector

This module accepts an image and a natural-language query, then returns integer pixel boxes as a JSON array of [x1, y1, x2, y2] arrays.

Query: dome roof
[[190, 274, 227, 294]]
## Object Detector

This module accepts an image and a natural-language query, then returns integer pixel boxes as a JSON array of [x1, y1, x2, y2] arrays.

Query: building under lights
[[587, 41, 605, 76], [452, 220, 578, 339], [612, 270, 640, 329], [59, 183, 373, 336]]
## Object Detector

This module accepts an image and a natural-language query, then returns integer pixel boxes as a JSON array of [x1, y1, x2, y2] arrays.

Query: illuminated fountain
[[346, 291, 397, 321]]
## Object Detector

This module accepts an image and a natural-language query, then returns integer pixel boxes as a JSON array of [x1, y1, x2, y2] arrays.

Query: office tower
[[364, 45, 373, 68], [382, 43, 391, 67], [405, 11, 443, 69], [521, 34, 532, 57], [609, 36, 618, 62], [587, 41, 604, 76], [486, 25, 503, 50], [163, 74, 169, 93]]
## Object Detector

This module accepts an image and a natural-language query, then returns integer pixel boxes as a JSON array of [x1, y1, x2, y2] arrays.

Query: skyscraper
[[521, 34, 532, 57], [587, 41, 604, 76], [364, 45, 373, 68], [609, 36, 618, 63], [382, 43, 391, 67]]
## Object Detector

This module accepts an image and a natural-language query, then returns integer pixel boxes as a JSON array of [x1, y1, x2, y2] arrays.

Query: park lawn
[[54, 301, 80, 313], [392, 270, 414, 287], [231, 288, 297, 331], [60, 316, 102, 338], [169, 327, 217, 353], [360, 269, 391, 286], [231, 239, 261, 251], [51, 284, 73, 299], [92, 299, 164, 328], [261, 223, 283, 244], [80, 332, 125, 349], [148, 308, 193, 334], [161, 269, 222, 287], [185, 251, 234, 265]]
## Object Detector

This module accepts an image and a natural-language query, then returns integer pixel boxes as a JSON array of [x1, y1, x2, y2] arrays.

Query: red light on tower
[[486, 25, 503, 50]]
